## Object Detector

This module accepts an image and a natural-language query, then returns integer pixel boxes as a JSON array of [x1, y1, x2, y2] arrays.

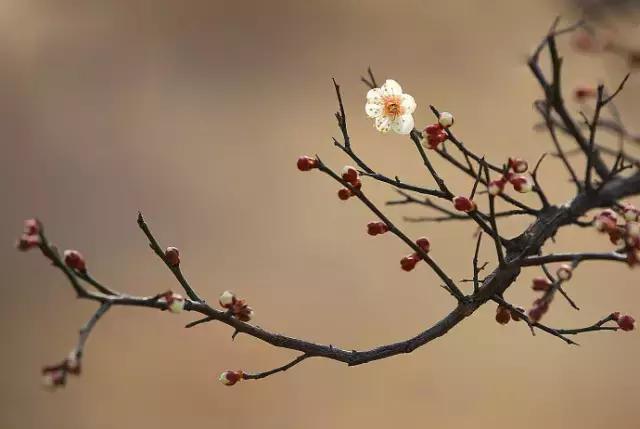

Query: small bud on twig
[[400, 254, 420, 272], [64, 250, 87, 272], [219, 290, 236, 308], [556, 264, 573, 281], [341, 165, 359, 185], [415, 237, 430, 253], [508, 158, 529, 174], [338, 188, 352, 200], [438, 112, 454, 128], [617, 314, 635, 331], [423, 123, 447, 149], [495, 305, 511, 325], [219, 370, 244, 386], [219, 291, 253, 321], [509, 175, 533, 193], [367, 221, 389, 236], [488, 178, 506, 196], [453, 196, 476, 213], [297, 156, 318, 171], [160, 291, 185, 314], [164, 246, 180, 267]]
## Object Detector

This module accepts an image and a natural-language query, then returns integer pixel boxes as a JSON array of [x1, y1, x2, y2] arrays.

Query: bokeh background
[[2, 1, 640, 428]]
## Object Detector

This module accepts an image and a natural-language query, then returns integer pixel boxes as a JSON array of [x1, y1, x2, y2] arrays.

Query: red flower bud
[[400, 254, 420, 272], [488, 178, 506, 196], [337, 188, 351, 200], [531, 277, 551, 291], [165, 247, 180, 267], [23, 219, 40, 236], [617, 314, 635, 331], [574, 85, 597, 101], [63, 250, 86, 272], [367, 221, 389, 236], [219, 370, 244, 386], [528, 307, 543, 322], [341, 166, 359, 185], [425, 131, 448, 149], [510, 306, 526, 322], [415, 237, 430, 253], [508, 158, 528, 173], [495, 306, 511, 325], [424, 124, 443, 135], [16, 234, 40, 251], [453, 196, 476, 213], [297, 156, 317, 171], [509, 175, 533, 193]]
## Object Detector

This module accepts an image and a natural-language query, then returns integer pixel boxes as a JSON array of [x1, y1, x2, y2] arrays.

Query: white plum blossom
[[365, 79, 416, 135]]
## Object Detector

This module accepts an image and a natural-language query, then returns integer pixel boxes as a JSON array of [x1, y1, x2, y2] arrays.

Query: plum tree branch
[[19, 20, 640, 389]]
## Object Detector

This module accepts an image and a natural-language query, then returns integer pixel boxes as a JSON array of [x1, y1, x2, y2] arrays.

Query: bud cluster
[[495, 304, 525, 325], [219, 290, 254, 322], [592, 204, 640, 266], [367, 221, 389, 236], [41, 351, 82, 391], [337, 166, 363, 201], [526, 265, 572, 322], [400, 237, 430, 272], [487, 158, 533, 196]]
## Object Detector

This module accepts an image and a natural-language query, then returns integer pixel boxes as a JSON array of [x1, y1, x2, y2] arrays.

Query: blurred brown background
[[2, 1, 640, 428]]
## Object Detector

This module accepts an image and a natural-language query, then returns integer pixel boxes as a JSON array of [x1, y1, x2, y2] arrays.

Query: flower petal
[[381, 79, 402, 96], [365, 102, 383, 118], [375, 116, 391, 133], [400, 94, 416, 114], [391, 114, 414, 135], [366, 88, 383, 104]]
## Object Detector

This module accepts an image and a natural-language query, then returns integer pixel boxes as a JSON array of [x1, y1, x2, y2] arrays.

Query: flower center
[[383, 96, 404, 118]]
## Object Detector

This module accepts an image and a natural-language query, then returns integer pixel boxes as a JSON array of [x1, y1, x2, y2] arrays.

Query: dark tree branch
[[19, 21, 640, 389]]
